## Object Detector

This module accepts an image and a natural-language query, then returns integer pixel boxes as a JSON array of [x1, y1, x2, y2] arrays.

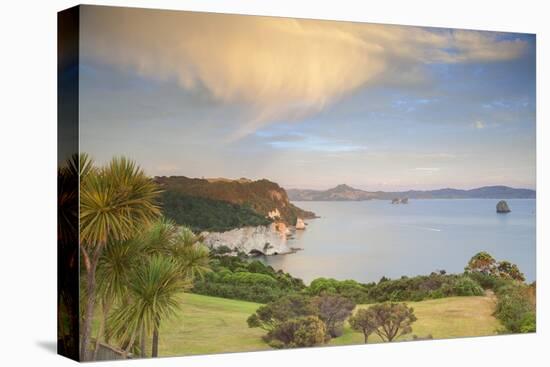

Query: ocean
[[260, 199, 536, 284]]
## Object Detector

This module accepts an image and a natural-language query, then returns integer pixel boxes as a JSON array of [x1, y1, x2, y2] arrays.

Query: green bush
[[494, 283, 535, 333], [267, 316, 327, 348], [451, 276, 484, 296], [307, 278, 372, 303], [519, 312, 536, 333], [465, 272, 509, 291], [223, 272, 278, 287], [191, 254, 305, 303]]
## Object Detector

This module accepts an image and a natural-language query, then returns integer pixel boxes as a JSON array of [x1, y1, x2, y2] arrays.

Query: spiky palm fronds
[[106, 255, 190, 344], [80, 156, 161, 246]]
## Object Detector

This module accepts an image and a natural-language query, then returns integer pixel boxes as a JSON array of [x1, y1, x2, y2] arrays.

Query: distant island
[[287, 184, 536, 201]]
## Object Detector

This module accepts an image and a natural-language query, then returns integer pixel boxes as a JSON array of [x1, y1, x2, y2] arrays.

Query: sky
[[79, 6, 536, 191]]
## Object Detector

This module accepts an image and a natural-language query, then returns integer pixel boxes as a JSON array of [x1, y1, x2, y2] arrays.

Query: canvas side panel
[[57, 5, 80, 362]]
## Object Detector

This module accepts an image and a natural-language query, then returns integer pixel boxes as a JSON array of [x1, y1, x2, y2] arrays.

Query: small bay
[[260, 199, 536, 284]]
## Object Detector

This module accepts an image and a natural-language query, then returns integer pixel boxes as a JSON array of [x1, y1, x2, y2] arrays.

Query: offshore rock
[[496, 200, 511, 213]]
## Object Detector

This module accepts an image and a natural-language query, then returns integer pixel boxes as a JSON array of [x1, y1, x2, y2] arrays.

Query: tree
[[247, 294, 316, 332], [369, 302, 417, 342], [465, 252, 497, 275], [311, 294, 355, 337], [94, 239, 143, 359], [104, 218, 210, 358], [58, 155, 80, 359], [349, 308, 378, 343], [79, 155, 161, 361], [107, 255, 190, 358], [141, 219, 210, 357], [169, 227, 211, 280], [497, 261, 525, 282], [268, 316, 327, 348]]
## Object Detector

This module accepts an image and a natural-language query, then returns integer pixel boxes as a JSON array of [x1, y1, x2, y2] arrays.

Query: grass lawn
[[157, 293, 270, 356], [94, 293, 501, 357], [331, 295, 501, 346]]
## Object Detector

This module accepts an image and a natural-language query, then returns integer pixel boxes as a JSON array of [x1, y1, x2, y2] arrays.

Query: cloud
[[263, 133, 368, 153], [81, 6, 528, 138], [474, 120, 486, 129]]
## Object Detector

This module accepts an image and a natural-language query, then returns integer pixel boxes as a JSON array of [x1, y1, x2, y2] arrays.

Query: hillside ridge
[[155, 176, 316, 227], [287, 184, 536, 201]]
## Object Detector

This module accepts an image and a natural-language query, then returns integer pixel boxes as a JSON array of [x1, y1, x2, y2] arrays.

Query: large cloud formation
[[81, 6, 527, 138]]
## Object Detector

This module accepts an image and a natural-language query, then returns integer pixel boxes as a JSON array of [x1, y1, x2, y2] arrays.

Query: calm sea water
[[260, 199, 536, 284]]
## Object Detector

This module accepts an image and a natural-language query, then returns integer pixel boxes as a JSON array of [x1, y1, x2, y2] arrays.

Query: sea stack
[[496, 200, 511, 213], [296, 218, 306, 230]]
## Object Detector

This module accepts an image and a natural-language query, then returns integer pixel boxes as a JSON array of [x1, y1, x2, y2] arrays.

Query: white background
[[0, 0, 547, 366]]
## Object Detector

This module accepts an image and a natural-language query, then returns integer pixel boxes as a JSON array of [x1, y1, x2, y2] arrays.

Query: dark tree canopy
[[497, 261, 526, 282], [311, 294, 355, 337], [465, 252, 497, 275], [369, 302, 417, 342], [247, 294, 317, 332], [268, 316, 327, 348], [349, 308, 378, 343]]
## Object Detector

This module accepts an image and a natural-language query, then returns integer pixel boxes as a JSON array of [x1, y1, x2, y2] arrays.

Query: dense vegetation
[[306, 272, 484, 304], [155, 176, 315, 225], [77, 155, 212, 361], [463, 252, 535, 333], [349, 302, 417, 343], [192, 252, 305, 303], [246, 293, 354, 348], [247, 293, 417, 348], [161, 191, 271, 232], [77, 153, 535, 360]]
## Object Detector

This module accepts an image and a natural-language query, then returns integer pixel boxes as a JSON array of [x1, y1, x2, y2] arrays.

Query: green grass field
[[157, 293, 269, 356], [331, 295, 500, 346], [151, 293, 501, 356]]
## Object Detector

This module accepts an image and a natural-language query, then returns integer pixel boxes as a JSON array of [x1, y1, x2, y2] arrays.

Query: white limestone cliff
[[202, 222, 292, 255]]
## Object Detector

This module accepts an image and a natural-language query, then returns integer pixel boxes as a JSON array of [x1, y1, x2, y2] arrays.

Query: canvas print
[[57, 5, 536, 362]]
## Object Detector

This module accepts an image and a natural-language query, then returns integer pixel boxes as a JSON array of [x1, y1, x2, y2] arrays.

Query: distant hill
[[155, 176, 316, 228], [287, 184, 375, 201], [160, 191, 272, 232], [287, 184, 536, 201]]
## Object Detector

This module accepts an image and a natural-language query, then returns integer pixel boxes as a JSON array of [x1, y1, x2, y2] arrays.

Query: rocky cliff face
[[202, 222, 293, 256]]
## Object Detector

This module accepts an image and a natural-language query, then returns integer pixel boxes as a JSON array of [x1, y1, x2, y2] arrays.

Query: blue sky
[[79, 6, 535, 191]]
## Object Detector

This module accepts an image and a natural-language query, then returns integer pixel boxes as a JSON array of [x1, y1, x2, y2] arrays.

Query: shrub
[[307, 278, 372, 303], [465, 252, 497, 275], [494, 283, 535, 333], [247, 294, 317, 331], [267, 316, 327, 348], [497, 261, 526, 282], [311, 294, 355, 338], [223, 272, 278, 287], [191, 254, 305, 303], [465, 272, 500, 289], [450, 276, 484, 296], [349, 308, 378, 343], [465, 252, 526, 283], [519, 312, 536, 333]]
